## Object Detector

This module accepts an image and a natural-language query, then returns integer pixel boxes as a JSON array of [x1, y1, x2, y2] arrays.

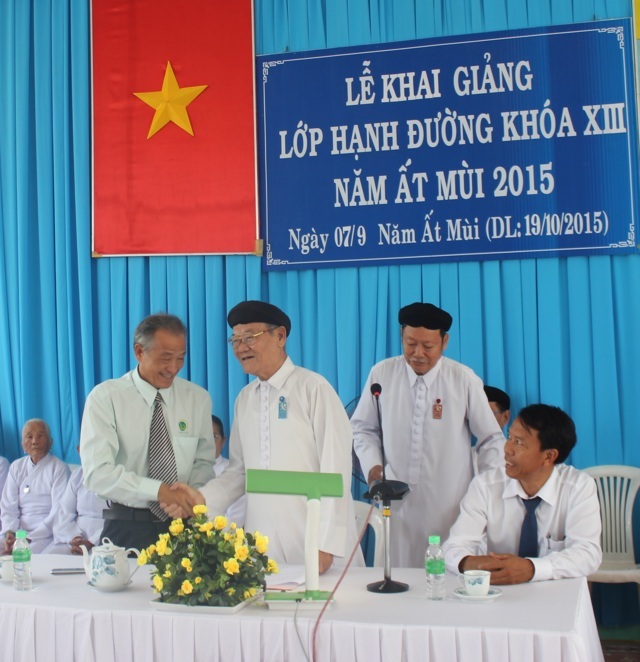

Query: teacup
[[458, 569, 490, 596], [0, 556, 14, 582]]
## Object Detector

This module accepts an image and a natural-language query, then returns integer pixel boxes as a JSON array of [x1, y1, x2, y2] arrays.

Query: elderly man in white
[[0, 419, 70, 554], [352, 302, 505, 568], [168, 301, 362, 574]]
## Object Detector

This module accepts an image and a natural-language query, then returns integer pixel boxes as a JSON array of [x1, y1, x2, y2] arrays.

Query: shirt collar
[[132, 368, 173, 407], [250, 356, 295, 392], [404, 356, 443, 388], [502, 465, 559, 506]]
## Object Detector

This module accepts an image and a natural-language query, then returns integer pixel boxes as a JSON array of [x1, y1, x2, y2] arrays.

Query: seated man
[[44, 462, 107, 555], [0, 419, 70, 553], [0, 456, 9, 509], [484, 385, 511, 430], [212, 415, 246, 527], [443, 404, 601, 584]]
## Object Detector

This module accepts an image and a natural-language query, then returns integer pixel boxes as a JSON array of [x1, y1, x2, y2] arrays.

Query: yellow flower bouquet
[[139, 505, 278, 607]]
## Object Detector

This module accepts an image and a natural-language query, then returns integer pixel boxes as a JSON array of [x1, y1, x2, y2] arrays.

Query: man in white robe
[[352, 302, 505, 568], [44, 465, 107, 554], [170, 301, 361, 573], [0, 420, 70, 553], [0, 457, 9, 515]]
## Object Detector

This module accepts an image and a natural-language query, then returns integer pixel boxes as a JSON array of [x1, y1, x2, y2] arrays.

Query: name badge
[[278, 396, 288, 419], [433, 399, 443, 420]]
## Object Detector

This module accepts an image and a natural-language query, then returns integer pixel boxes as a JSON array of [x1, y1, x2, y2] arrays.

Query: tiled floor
[[600, 626, 640, 661], [601, 640, 640, 662]]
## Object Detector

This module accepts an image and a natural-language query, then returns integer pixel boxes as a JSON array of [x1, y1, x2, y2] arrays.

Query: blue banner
[[257, 19, 640, 270]]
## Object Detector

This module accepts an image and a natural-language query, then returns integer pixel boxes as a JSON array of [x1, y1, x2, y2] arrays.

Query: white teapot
[[81, 538, 140, 591]]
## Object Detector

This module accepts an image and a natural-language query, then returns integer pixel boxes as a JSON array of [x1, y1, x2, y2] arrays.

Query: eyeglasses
[[227, 327, 277, 349]]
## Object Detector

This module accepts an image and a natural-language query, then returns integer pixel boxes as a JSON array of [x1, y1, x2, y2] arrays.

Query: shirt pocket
[[172, 436, 199, 479], [547, 537, 566, 552]]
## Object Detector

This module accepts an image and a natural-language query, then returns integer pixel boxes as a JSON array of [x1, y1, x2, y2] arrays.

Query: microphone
[[370, 383, 385, 480], [364, 383, 410, 502], [364, 382, 410, 594]]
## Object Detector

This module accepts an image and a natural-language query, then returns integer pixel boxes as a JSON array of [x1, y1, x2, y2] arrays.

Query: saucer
[[88, 580, 132, 592], [453, 587, 502, 602]]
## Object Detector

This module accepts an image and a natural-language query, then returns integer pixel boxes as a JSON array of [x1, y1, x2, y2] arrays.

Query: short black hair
[[517, 404, 576, 464], [484, 385, 510, 412], [211, 414, 224, 437]]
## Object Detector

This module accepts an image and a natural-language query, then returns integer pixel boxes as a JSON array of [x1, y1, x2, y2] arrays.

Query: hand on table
[[158, 482, 205, 519], [2, 531, 16, 555], [69, 537, 93, 555], [461, 553, 535, 585]]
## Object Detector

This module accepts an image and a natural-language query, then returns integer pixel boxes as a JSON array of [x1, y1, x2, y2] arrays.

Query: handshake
[[157, 483, 205, 519]]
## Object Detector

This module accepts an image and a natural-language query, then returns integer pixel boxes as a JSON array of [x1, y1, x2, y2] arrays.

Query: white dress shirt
[[352, 355, 504, 567], [443, 464, 602, 581], [80, 369, 215, 507], [0, 454, 70, 552], [200, 357, 362, 566]]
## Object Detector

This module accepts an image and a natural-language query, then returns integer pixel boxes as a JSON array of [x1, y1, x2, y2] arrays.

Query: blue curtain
[[0, 0, 637, 484]]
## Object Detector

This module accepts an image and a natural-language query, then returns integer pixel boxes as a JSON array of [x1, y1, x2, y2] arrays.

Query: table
[[0, 555, 603, 662]]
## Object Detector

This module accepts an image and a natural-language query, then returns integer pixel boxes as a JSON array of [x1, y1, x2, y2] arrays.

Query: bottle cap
[[16, 530, 27, 539], [428, 535, 440, 544]]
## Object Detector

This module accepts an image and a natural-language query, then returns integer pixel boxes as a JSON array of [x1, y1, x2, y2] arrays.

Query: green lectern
[[246, 468, 343, 604]]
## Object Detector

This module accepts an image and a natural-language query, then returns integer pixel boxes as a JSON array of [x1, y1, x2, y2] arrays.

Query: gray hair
[[22, 419, 52, 439], [133, 313, 188, 351]]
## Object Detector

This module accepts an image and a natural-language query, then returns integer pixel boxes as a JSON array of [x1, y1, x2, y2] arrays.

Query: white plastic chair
[[353, 500, 384, 567], [583, 465, 640, 586]]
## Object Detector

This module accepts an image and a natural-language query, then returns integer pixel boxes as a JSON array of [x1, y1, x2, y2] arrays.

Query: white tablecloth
[[0, 555, 603, 662]]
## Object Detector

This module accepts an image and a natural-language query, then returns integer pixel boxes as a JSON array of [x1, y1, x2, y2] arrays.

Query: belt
[[102, 503, 161, 523]]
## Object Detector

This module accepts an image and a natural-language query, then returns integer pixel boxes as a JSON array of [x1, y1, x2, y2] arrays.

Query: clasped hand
[[158, 482, 204, 519], [461, 552, 535, 585]]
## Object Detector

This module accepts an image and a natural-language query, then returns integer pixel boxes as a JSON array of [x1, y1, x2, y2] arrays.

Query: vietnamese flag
[[92, 0, 258, 255]]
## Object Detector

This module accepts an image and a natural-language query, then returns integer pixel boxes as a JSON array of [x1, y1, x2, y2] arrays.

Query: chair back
[[344, 396, 360, 419], [353, 500, 384, 567], [583, 465, 640, 567]]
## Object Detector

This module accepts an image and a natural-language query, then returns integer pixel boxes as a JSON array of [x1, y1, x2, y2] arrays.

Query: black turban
[[398, 302, 452, 332], [227, 300, 291, 337]]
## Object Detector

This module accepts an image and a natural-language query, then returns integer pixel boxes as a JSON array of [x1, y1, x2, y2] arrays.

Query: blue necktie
[[518, 496, 542, 558]]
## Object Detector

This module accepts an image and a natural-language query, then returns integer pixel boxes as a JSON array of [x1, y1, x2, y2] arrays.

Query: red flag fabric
[[92, 0, 258, 255]]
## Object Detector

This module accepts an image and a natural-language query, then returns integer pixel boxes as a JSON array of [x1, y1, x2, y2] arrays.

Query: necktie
[[148, 391, 178, 520], [518, 496, 542, 558]]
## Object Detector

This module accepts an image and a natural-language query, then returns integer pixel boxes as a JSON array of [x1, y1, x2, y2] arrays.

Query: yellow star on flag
[[134, 61, 207, 139]]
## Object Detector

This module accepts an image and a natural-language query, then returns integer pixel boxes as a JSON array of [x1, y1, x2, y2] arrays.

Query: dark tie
[[148, 391, 178, 520], [518, 496, 542, 558]]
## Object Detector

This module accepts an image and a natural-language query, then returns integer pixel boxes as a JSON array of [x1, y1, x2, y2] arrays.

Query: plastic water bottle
[[12, 529, 32, 591], [425, 534, 446, 600]]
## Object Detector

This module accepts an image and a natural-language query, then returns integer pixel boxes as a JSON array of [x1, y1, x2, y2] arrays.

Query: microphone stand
[[364, 384, 410, 593]]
